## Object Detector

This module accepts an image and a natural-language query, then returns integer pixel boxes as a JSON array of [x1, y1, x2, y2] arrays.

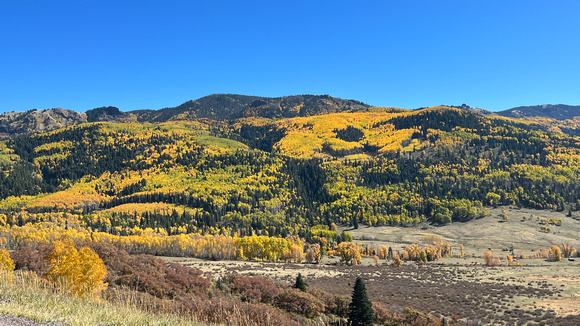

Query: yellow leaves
[[550, 245, 562, 261], [234, 235, 300, 262], [273, 111, 410, 159], [0, 248, 15, 283], [334, 242, 361, 266], [44, 240, 108, 299], [34, 140, 74, 153]]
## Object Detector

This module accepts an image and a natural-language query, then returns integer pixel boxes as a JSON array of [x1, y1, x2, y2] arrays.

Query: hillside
[[498, 104, 580, 120], [4, 95, 580, 137], [86, 106, 137, 123], [0, 108, 86, 137], [130, 94, 370, 122], [1, 106, 580, 237], [2, 104, 580, 325], [0, 94, 370, 136]]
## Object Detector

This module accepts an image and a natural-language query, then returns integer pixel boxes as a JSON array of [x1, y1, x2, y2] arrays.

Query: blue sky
[[1, 1, 579, 113]]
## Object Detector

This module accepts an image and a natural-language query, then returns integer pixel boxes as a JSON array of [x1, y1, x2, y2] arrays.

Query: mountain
[[2, 105, 580, 233], [0, 94, 369, 136], [130, 94, 370, 122], [497, 104, 580, 120], [85, 106, 137, 123], [0, 108, 86, 137], [449, 104, 495, 116]]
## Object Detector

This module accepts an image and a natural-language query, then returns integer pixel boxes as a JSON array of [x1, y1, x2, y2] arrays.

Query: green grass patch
[[194, 135, 248, 150]]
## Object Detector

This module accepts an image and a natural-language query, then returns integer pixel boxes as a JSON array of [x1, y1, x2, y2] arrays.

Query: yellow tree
[[335, 242, 361, 265], [0, 248, 15, 283], [44, 240, 108, 298], [550, 245, 562, 261]]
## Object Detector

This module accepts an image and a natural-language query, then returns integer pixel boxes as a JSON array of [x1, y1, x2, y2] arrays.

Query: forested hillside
[[1, 105, 580, 239]]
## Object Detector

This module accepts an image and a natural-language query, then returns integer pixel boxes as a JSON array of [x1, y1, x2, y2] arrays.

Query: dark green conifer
[[348, 276, 374, 326], [295, 273, 308, 292]]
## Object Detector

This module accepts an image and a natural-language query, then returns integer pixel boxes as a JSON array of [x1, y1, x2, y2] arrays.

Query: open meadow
[[167, 207, 580, 325]]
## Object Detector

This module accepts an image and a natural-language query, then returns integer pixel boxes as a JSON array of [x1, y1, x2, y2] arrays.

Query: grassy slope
[[346, 207, 580, 258], [0, 272, 202, 326]]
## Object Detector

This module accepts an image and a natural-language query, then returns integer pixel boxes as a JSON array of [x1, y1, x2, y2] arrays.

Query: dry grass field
[[347, 207, 580, 258]]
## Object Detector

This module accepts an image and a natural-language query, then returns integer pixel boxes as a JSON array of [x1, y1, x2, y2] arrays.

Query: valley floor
[[167, 208, 580, 325]]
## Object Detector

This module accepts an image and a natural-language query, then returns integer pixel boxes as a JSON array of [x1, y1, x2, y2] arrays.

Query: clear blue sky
[[1, 1, 579, 113]]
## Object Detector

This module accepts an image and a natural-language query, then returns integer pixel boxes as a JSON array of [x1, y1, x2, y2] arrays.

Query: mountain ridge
[[129, 94, 371, 122], [497, 104, 580, 120], [2, 94, 580, 137]]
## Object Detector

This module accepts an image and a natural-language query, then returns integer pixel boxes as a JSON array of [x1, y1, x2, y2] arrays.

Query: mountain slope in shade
[[86, 106, 137, 123], [130, 94, 370, 122], [498, 104, 580, 120]]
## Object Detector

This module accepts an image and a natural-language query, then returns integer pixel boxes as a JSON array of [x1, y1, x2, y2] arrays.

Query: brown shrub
[[534, 248, 550, 259], [561, 243, 576, 258], [404, 306, 442, 326], [308, 286, 350, 318], [230, 274, 280, 304], [276, 288, 325, 318], [373, 302, 398, 325], [483, 251, 501, 266], [10, 246, 48, 275], [77, 241, 211, 299]]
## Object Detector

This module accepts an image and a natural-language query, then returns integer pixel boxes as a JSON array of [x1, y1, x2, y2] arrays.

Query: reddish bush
[[77, 241, 210, 300], [373, 302, 398, 325], [230, 274, 280, 304], [276, 288, 325, 318], [10, 246, 48, 275]]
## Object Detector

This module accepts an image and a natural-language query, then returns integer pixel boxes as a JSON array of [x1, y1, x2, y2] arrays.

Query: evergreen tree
[[348, 276, 374, 326], [295, 273, 308, 292]]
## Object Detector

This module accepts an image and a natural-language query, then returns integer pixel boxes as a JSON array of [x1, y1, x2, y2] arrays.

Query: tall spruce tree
[[349, 276, 374, 326]]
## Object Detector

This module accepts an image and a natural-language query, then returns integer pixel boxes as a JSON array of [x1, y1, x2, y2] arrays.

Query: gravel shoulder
[[0, 315, 66, 326]]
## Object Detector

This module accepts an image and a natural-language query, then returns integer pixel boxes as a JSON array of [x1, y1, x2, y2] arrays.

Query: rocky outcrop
[[0, 108, 86, 136]]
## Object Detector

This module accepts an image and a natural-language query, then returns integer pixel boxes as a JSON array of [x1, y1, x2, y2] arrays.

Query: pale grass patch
[[0, 271, 203, 326]]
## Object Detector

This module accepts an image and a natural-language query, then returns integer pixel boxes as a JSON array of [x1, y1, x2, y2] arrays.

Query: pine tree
[[349, 276, 374, 326], [295, 273, 308, 292]]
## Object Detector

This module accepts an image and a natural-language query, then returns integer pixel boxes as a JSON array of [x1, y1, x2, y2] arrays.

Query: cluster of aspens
[[0, 240, 107, 298]]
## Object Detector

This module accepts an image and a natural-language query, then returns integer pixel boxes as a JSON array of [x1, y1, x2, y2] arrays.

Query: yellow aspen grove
[[44, 240, 108, 298], [335, 242, 361, 265], [0, 248, 15, 282]]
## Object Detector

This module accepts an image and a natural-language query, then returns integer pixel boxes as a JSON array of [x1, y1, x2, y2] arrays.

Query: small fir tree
[[295, 273, 308, 292], [348, 276, 375, 326]]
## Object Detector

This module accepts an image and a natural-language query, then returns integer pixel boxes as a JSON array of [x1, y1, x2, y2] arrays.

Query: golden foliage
[[334, 242, 361, 265], [550, 245, 562, 261], [392, 256, 402, 267], [0, 248, 15, 282], [44, 240, 108, 298]]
